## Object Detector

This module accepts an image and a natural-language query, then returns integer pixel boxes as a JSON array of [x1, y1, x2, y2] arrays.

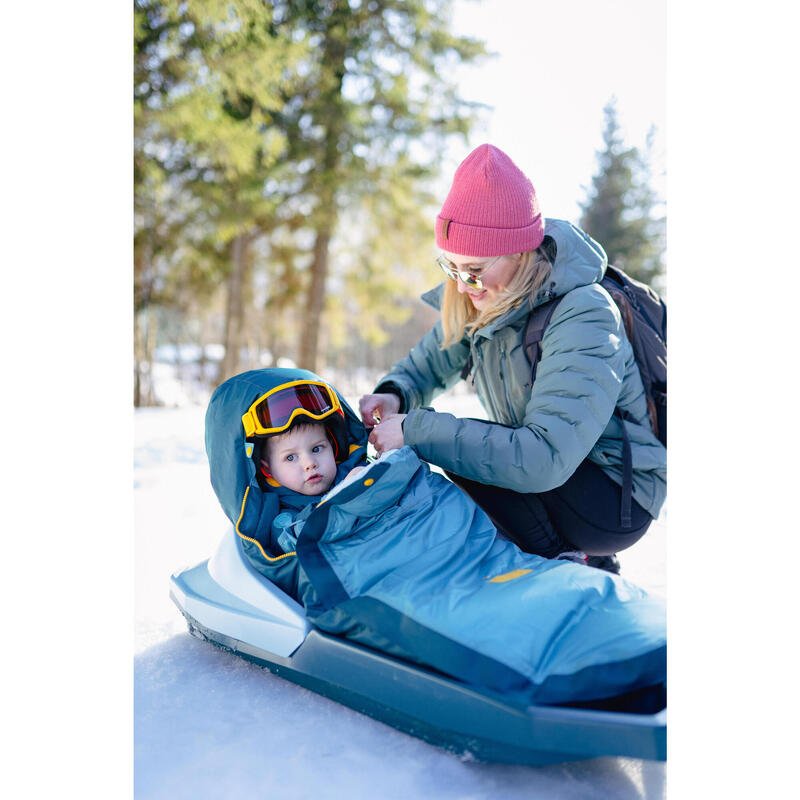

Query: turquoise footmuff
[[205, 367, 666, 705]]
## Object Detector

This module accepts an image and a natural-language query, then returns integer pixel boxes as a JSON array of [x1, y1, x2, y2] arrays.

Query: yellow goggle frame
[[241, 379, 343, 439]]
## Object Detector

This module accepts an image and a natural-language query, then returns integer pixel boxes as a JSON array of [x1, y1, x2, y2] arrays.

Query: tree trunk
[[298, 19, 346, 373], [145, 307, 157, 405], [298, 228, 331, 371], [134, 235, 155, 407], [219, 233, 248, 384], [134, 314, 144, 408], [134, 309, 157, 406]]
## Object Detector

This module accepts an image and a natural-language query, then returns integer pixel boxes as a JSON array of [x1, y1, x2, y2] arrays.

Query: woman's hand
[[358, 392, 401, 427], [368, 414, 407, 455]]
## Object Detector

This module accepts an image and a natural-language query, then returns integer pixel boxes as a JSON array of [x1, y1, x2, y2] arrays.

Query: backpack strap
[[604, 285, 635, 343], [522, 297, 562, 384]]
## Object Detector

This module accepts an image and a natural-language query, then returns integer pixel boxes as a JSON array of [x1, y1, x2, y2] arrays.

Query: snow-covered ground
[[135, 390, 666, 799]]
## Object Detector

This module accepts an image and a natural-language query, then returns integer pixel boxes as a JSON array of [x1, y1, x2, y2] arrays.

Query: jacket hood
[[205, 367, 368, 540], [421, 218, 607, 320], [538, 218, 607, 299]]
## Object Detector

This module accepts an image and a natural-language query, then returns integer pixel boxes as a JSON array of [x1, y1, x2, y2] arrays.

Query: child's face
[[264, 425, 337, 495]]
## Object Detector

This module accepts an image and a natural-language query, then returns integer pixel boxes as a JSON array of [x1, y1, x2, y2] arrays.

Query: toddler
[[243, 376, 369, 551]]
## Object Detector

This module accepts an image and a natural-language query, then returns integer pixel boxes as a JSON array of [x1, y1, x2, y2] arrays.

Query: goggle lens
[[254, 383, 335, 431]]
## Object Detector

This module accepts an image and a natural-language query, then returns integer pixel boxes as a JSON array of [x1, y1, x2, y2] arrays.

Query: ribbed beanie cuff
[[436, 144, 544, 257]]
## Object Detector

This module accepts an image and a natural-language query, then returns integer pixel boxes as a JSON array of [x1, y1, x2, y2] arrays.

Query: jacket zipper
[[498, 341, 516, 424], [474, 345, 497, 419]]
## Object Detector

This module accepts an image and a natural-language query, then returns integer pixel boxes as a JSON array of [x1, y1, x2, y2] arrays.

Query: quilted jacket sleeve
[[374, 320, 470, 412], [402, 285, 626, 493]]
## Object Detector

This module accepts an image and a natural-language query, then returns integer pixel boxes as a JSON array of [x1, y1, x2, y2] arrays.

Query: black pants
[[446, 459, 652, 558]]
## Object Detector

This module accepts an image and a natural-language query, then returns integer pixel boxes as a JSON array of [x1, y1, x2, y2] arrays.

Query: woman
[[359, 144, 666, 572]]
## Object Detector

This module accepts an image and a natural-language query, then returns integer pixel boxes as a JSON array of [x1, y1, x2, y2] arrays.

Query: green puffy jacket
[[375, 218, 667, 518]]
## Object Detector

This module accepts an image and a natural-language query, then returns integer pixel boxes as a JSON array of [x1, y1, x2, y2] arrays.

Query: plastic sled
[[170, 527, 666, 766]]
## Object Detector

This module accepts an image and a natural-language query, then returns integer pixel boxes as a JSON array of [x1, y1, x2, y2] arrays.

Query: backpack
[[522, 265, 666, 528], [523, 264, 667, 446]]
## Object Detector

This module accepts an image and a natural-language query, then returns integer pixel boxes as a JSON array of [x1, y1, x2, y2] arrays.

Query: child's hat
[[435, 144, 544, 257]]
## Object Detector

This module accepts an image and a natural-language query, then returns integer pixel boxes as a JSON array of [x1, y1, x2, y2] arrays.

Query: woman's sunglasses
[[435, 253, 504, 291]]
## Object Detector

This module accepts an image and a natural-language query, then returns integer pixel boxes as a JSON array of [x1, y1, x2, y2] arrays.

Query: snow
[[135, 391, 666, 799]]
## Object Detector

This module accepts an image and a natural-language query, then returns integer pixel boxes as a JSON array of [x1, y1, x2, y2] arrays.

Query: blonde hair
[[440, 247, 553, 346]]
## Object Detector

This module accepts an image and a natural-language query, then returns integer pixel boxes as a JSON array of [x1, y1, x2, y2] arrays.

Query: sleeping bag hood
[[205, 368, 367, 590]]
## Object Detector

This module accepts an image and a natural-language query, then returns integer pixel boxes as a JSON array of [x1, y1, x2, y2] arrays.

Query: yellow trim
[[487, 568, 532, 583], [241, 380, 342, 438], [235, 487, 296, 562], [348, 443, 362, 454], [363, 478, 374, 486]]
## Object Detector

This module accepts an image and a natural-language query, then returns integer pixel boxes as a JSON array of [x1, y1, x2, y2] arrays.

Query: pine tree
[[579, 99, 665, 288]]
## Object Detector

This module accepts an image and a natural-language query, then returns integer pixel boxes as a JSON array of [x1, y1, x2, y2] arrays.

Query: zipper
[[474, 344, 497, 419], [467, 340, 477, 386], [498, 340, 516, 424]]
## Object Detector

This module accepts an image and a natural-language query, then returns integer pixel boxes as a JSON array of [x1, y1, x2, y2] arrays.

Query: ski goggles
[[435, 253, 504, 291], [241, 380, 343, 438]]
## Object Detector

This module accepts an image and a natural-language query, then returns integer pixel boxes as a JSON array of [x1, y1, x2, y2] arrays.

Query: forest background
[[134, 0, 666, 407]]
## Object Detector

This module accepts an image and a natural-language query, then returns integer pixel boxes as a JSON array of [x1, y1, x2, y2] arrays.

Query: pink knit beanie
[[436, 144, 544, 257]]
